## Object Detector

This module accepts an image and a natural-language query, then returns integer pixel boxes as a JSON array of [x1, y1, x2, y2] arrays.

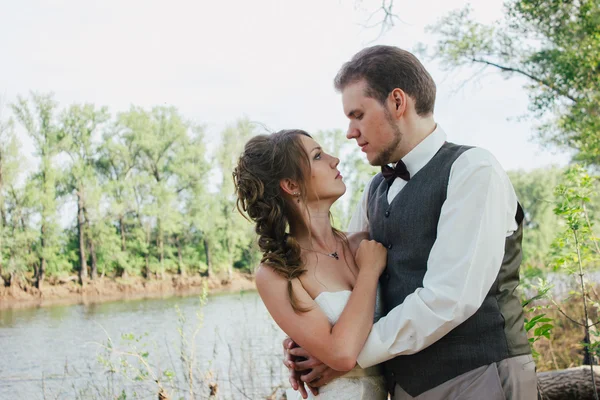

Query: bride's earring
[[293, 192, 300, 203]]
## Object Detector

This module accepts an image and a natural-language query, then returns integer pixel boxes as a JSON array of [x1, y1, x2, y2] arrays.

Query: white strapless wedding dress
[[285, 290, 387, 400]]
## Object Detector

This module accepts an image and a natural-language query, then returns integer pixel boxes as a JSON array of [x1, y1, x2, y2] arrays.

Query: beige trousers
[[392, 354, 537, 400]]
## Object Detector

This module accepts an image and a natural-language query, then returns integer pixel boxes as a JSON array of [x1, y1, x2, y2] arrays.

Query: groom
[[283, 46, 537, 399]]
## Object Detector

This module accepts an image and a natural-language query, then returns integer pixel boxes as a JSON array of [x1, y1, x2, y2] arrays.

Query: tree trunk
[[82, 205, 98, 280], [116, 215, 128, 278], [0, 157, 4, 285], [0, 239, 4, 286], [89, 238, 98, 280], [584, 319, 600, 366], [38, 257, 46, 290], [0, 237, 3, 285], [77, 191, 87, 284], [37, 224, 46, 290], [203, 238, 212, 277], [120, 215, 126, 252], [538, 366, 600, 400], [144, 227, 150, 279], [158, 221, 164, 280], [176, 235, 185, 276]]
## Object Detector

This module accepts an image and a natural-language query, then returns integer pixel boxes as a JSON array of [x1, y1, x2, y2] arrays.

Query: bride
[[233, 129, 387, 399]]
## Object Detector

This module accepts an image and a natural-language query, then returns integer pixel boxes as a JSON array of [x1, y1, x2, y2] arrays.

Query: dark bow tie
[[381, 161, 410, 182]]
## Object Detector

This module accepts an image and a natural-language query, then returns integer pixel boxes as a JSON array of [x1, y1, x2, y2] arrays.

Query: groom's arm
[[357, 147, 518, 368]]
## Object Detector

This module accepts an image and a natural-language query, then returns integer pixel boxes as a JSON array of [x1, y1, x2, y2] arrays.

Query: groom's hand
[[289, 345, 347, 390], [283, 337, 315, 398]]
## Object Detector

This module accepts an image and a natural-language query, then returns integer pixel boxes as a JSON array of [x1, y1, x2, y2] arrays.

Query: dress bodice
[[285, 288, 387, 399], [314, 286, 385, 326]]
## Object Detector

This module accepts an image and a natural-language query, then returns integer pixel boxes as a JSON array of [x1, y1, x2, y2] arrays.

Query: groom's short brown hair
[[334, 45, 436, 116]]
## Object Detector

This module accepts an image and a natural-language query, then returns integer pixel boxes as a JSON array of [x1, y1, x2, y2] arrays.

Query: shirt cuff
[[356, 327, 392, 368]]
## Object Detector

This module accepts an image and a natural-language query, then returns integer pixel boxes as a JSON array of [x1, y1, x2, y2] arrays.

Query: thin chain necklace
[[300, 238, 339, 260]]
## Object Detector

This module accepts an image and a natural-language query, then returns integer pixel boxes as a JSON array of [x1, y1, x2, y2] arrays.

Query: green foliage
[[10, 93, 63, 287], [0, 96, 265, 282], [520, 166, 600, 379], [549, 165, 600, 273], [522, 278, 555, 357], [425, 0, 600, 165], [548, 165, 600, 390], [95, 284, 209, 399], [509, 167, 564, 267], [209, 118, 259, 276]]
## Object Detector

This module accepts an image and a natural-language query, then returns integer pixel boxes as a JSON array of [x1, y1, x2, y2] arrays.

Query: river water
[[0, 290, 288, 399], [1, 270, 597, 399]]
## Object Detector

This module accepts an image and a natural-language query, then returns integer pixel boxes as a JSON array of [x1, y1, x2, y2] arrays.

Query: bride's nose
[[331, 156, 340, 168]]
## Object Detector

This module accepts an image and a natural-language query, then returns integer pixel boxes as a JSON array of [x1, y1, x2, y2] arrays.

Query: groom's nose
[[346, 123, 359, 140]]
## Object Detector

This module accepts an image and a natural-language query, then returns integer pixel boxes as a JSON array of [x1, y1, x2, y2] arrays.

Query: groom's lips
[[359, 143, 368, 152]]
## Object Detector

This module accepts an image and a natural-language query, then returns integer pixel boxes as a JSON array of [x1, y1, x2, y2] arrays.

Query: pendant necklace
[[300, 239, 339, 260]]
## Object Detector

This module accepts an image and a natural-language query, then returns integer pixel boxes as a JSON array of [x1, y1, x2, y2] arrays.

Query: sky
[[0, 0, 571, 173]]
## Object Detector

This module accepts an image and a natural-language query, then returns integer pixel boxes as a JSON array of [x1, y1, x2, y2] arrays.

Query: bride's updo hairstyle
[[233, 129, 312, 312]]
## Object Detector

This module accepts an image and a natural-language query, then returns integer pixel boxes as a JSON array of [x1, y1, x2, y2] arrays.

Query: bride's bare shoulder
[[254, 264, 313, 311], [255, 264, 285, 284]]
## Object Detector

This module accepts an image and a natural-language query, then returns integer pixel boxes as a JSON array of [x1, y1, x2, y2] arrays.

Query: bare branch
[[359, 0, 403, 42], [470, 57, 578, 102], [552, 299, 585, 327]]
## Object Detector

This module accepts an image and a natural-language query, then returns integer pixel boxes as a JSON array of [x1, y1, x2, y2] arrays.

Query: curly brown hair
[[233, 129, 347, 312]]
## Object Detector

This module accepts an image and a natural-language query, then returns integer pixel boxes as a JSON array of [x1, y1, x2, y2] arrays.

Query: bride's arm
[[256, 241, 385, 372]]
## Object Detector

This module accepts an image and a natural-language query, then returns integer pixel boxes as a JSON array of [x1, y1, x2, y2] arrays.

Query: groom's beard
[[371, 109, 402, 166]]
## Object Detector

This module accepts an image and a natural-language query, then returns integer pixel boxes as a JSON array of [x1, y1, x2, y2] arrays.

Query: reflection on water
[[0, 290, 288, 399], [4, 271, 595, 399]]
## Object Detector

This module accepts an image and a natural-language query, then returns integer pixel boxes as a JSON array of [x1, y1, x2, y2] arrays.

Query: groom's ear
[[389, 88, 407, 118], [279, 178, 299, 196]]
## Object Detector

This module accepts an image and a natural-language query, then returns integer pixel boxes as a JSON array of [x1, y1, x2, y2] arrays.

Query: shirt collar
[[395, 124, 446, 177]]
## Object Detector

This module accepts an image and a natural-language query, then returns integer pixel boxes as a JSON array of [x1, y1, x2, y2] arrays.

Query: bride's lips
[[335, 171, 342, 179]]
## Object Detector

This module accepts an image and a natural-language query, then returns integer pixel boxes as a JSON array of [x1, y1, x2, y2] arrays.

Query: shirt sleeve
[[347, 177, 373, 233], [357, 148, 518, 367]]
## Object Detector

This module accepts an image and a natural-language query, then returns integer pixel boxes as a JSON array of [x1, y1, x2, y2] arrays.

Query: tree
[[508, 167, 564, 267], [60, 104, 110, 282], [117, 106, 206, 278], [170, 126, 210, 277], [424, 0, 600, 164], [0, 102, 26, 285], [213, 118, 257, 279], [3, 183, 37, 286], [11, 93, 62, 289], [97, 126, 141, 277]]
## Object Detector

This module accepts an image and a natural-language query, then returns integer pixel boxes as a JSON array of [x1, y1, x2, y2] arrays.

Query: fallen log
[[538, 366, 600, 400]]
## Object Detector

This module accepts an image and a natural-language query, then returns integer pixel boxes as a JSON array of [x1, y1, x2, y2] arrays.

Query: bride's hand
[[289, 346, 346, 391], [355, 240, 387, 276]]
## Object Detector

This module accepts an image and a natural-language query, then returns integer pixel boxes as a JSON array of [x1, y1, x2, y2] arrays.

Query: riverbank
[[0, 271, 256, 310]]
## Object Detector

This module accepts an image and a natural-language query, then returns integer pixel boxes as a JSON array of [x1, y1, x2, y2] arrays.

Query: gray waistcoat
[[368, 142, 531, 396]]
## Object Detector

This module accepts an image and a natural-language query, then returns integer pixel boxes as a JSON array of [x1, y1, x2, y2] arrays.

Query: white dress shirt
[[349, 125, 519, 368]]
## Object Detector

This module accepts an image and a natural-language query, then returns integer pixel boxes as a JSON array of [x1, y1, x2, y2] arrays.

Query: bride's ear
[[280, 178, 300, 197]]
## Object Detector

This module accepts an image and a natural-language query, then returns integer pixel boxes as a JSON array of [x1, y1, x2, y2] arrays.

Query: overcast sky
[[1, 0, 570, 172]]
